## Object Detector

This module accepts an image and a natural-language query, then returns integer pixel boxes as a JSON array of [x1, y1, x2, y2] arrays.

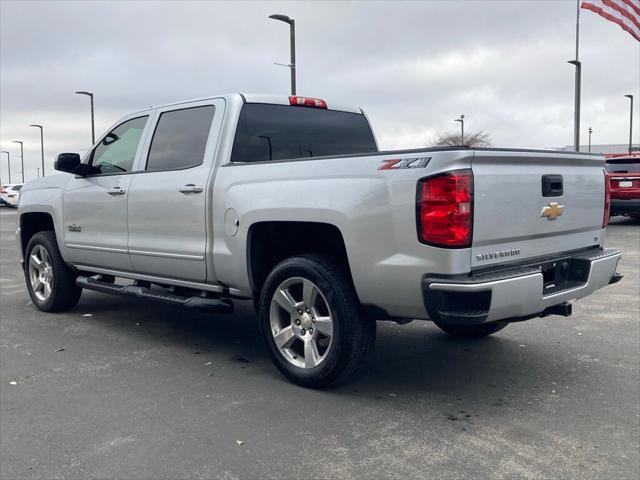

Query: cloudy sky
[[1, 0, 638, 181]]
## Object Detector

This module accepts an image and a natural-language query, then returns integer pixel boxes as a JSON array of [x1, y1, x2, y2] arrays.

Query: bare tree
[[430, 131, 492, 148]]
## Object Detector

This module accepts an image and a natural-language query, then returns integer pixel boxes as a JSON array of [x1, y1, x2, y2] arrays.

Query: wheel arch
[[246, 221, 355, 304], [19, 212, 56, 261]]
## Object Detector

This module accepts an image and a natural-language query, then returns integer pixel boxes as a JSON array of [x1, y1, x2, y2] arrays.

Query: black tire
[[433, 320, 508, 338], [24, 231, 82, 312], [258, 254, 375, 388]]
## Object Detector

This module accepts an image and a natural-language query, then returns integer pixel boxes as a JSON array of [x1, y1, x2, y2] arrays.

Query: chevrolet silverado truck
[[17, 94, 623, 387]]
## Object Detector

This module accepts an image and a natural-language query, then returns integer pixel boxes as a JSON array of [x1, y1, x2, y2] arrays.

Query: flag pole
[[570, 0, 582, 152], [575, 0, 580, 60]]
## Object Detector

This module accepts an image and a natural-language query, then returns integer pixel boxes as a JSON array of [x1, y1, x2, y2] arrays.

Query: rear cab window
[[230, 104, 377, 163]]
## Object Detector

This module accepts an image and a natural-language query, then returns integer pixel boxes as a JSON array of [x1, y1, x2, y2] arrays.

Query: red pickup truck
[[605, 153, 640, 219]]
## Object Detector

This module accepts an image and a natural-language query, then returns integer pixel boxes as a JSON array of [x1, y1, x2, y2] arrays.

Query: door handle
[[179, 184, 204, 194], [108, 187, 126, 195]]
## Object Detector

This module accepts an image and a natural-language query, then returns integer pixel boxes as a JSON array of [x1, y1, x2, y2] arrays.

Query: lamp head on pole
[[12, 140, 22, 146], [269, 14, 293, 24], [29, 124, 43, 129], [75, 90, 93, 97], [624, 94, 633, 100]]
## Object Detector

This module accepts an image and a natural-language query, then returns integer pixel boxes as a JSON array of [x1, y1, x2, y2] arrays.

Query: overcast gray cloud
[[1, 0, 638, 181]]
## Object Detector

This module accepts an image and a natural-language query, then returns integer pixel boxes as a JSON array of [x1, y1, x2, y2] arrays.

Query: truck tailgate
[[471, 150, 605, 268]]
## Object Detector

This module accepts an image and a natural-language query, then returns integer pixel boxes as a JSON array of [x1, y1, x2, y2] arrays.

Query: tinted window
[[12, 185, 23, 191], [146, 106, 215, 171], [606, 158, 640, 173], [91, 116, 148, 174], [230, 104, 377, 163]]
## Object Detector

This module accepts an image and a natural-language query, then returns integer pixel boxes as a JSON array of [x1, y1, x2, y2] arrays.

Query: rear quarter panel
[[212, 150, 473, 319]]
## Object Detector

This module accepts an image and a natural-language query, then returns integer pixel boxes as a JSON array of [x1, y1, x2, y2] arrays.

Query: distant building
[[559, 144, 640, 154]]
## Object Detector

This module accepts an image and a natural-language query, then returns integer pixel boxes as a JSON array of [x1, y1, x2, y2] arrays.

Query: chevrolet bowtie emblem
[[541, 202, 565, 220]]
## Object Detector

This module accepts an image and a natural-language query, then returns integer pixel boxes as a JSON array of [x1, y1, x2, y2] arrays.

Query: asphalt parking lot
[[0, 207, 638, 480]]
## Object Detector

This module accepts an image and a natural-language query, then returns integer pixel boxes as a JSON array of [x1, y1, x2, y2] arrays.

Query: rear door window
[[230, 104, 377, 163], [145, 105, 216, 172]]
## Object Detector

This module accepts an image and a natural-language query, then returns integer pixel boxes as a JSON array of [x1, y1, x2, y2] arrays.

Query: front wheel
[[433, 320, 508, 338], [258, 254, 375, 388], [24, 231, 82, 312]]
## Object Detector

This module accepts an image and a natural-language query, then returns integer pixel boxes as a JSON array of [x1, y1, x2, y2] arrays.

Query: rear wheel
[[433, 320, 508, 338], [24, 231, 82, 312], [258, 254, 375, 388]]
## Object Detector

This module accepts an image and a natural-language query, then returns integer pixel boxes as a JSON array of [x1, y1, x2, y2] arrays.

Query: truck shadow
[[74, 290, 583, 405]]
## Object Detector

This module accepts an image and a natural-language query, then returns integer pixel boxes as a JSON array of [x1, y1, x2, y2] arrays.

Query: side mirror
[[54, 153, 82, 174]]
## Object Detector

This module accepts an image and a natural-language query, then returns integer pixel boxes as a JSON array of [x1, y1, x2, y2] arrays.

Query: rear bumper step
[[423, 248, 621, 325], [76, 276, 233, 313]]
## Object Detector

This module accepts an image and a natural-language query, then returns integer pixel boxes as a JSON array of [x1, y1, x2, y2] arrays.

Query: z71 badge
[[378, 156, 430, 170]]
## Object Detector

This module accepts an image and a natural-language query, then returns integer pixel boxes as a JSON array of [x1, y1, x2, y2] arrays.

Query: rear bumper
[[423, 248, 622, 325], [610, 198, 640, 216]]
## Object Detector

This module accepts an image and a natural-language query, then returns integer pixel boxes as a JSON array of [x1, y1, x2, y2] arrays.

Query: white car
[[0, 183, 23, 207]]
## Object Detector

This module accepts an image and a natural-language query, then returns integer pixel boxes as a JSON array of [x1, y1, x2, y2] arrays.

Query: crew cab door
[[127, 100, 224, 282], [63, 115, 150, 271]]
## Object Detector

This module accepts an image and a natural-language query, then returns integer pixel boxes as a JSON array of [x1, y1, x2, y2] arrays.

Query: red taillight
[[288, 96, 327, 109], [418, 169, 473, 248], [603, 171, 610, 228]]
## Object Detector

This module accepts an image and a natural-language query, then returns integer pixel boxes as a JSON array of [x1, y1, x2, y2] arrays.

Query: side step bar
[[76, 276, 233, 313]]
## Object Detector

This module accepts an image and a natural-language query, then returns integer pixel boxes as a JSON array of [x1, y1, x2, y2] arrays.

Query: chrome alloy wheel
[[269, 277, 334, 369], [28, 245, 53, 302]]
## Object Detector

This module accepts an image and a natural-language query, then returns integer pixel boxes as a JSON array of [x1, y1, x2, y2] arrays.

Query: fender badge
[[378, 156, 430, 170], [541, 202, 565, 220]]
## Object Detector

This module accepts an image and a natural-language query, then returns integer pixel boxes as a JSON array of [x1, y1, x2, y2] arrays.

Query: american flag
[[581, 0, 640, 42]]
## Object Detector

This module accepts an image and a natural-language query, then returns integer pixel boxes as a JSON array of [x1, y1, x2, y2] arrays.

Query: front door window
[[89, 116, 148, 174]]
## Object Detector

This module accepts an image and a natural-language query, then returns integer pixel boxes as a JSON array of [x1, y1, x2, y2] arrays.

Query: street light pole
[[269, 14, 296, 95], [37, 167, 40, 178], [1, 151, 10, 183], [75, 91, 95, 144], [568, 60, 582, 151], [454, 114, 465, 145], [12, 141, 24, 183], [588, 127, 593, 152], [569, 0, 582, 152], [29, 124, 45, 177], [624, 94, 634, 154]]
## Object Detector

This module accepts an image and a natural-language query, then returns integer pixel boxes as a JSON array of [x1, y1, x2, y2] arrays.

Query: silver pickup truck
[[17, 93, 623, 387]]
